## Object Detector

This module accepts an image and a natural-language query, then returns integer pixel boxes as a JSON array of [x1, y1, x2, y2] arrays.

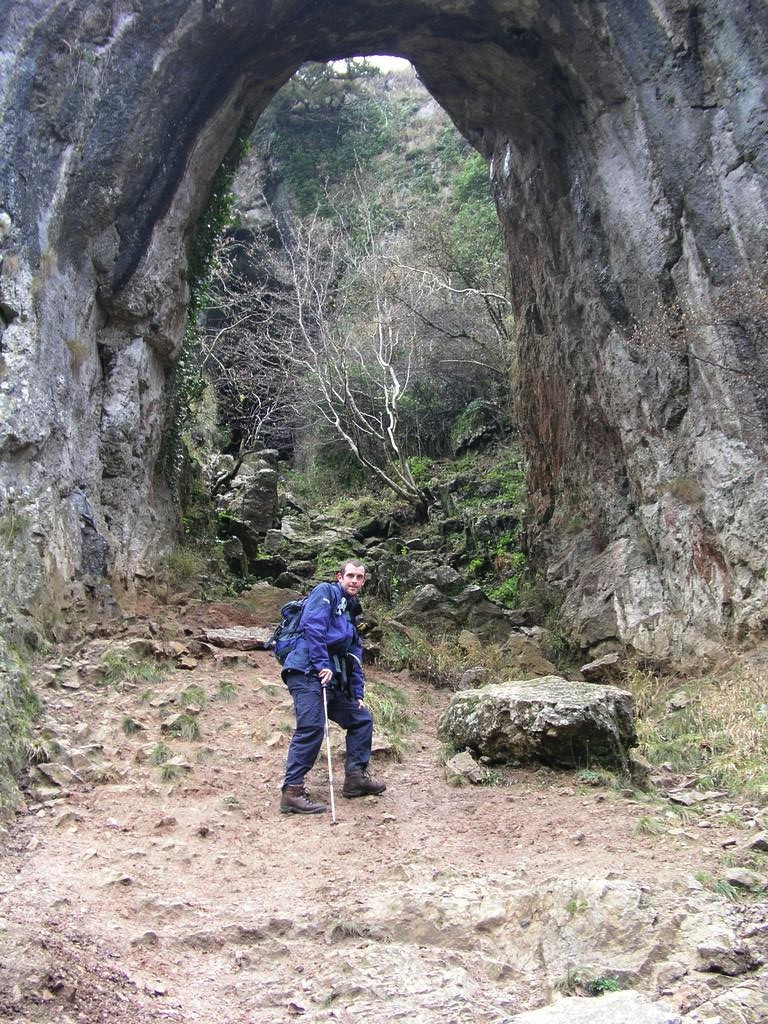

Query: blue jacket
[[282, 581, 365, 700]]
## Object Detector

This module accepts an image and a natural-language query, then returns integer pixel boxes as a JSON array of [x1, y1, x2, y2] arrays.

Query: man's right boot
[[342, 768, 386, 798], [280, 784, 326, 815]]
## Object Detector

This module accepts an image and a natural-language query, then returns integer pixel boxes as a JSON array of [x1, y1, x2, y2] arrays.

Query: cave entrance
[[197, 56, 515, 498]]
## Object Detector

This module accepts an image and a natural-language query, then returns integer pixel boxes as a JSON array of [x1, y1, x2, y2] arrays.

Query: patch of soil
[[0, 600, 765, 1023]]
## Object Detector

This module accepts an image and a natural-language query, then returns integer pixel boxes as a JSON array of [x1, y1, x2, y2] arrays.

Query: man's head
[[337, 559, 366, 598]]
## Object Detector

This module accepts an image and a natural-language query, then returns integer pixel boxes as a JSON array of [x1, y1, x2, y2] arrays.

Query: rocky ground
[[0, 598, 767, 1024]]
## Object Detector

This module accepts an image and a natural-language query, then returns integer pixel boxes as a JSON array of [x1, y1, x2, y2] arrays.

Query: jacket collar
[[331, 580, 361, 616]]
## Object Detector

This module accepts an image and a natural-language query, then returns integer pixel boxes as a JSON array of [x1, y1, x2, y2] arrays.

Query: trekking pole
[[321, 683, 337, 824]]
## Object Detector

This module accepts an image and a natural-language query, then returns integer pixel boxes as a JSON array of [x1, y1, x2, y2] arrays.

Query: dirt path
[[0, 603, 763, 1023]]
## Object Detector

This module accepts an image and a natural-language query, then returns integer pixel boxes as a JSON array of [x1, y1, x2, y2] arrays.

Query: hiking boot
[[280, 784, 326, 815], [342, 768, 386, 798]]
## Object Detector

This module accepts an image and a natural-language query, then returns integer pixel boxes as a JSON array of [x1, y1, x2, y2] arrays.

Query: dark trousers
[[282, 671, 374, 788]]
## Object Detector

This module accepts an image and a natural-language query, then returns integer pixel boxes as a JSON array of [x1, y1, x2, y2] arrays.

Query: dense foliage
[[256, 61, 392, 216]]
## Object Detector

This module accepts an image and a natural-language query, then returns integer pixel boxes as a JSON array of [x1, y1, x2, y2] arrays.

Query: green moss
[[315, 542, 363, 581], [0, 511, 30, 548], [0, 643, 42, 815], [487, 557, 525, 607], [407, 455, 435, 486]]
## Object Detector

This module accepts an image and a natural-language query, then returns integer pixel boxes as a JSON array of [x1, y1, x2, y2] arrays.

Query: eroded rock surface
[[509, 991, 681, 1024], [3, 608, 767, 1023]]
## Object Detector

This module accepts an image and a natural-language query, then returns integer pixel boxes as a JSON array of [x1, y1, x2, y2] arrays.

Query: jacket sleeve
[[348, 638, 365, 701], [299, 583, 334, 675]]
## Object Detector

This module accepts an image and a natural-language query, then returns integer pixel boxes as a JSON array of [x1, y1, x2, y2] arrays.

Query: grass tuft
[[179, 684, 208, 709], [555, 968, 622, 997], [623, 661, 768, 802], [169, 714, 201, 741], [575, 767, 621, 789], [633, 815, 666, 836], [217, 679, 237, 702], [365, 678, 417, 759], [100, 650, 169, 689], [149, 742, 172, 766], [161, 762, 186, 783], [121, 716, 143, 736]]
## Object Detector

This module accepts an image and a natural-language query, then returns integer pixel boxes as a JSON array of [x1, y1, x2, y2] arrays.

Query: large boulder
[[217, 453, 279, 539], [437, 676, 637, 769], [262, 516, 363, 568], [370, 545, 462, 600], [501, 634, 560, 679], [232, 581, 302, 624], [449, 399, 502, 455]]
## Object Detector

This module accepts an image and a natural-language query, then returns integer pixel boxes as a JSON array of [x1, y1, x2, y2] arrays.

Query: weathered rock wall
[[466, 1, 768, 660], [0, 0, 765, 659]]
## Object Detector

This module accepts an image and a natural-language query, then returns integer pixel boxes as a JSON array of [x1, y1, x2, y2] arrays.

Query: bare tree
[[280, 212, 431, 510], [198, 237, 302, 466], [200, 170, 515, 510]]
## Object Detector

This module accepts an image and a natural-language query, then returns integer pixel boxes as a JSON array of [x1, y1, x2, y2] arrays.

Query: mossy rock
[[449, 400, 501, 455]]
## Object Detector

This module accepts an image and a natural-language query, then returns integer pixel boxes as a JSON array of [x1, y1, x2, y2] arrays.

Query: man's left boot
[[342, 767, 386, 798]]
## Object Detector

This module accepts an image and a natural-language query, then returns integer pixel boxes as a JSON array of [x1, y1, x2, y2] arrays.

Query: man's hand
[[357, 698, 365, 709], [318, 667, 334, 686]]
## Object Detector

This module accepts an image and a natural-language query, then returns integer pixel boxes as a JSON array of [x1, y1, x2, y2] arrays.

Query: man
[[279, 559, 387, 815]]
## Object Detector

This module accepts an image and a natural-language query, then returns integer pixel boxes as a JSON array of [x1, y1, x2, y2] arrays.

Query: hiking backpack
[[266, 583, 336, 665], [267, 597, 307, 665]]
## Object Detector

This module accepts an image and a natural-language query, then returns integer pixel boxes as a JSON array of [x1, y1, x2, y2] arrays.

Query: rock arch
[[0, 1, 766, 659]]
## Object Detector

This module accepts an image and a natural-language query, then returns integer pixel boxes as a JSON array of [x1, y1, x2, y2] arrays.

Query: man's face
[[338, 564, 366, 598]]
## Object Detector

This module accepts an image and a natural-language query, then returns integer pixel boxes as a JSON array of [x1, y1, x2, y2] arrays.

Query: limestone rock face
[[402, 582, 521, 640], [438, 677, 637, 769], [0, 0, 765, 665], [215, 452, 279, 563], [349, 864, 763, 1014]]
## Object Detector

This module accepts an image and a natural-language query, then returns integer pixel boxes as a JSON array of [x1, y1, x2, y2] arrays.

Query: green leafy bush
[[259, 61, 393, 217], [407, 455, 434, 485]]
